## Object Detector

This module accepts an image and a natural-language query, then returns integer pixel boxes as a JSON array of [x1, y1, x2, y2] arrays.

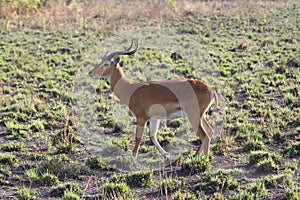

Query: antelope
[[89, 40, 218, 159]]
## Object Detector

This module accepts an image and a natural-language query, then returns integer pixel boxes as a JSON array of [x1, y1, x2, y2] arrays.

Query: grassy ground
[[0, 0, 299, 199]]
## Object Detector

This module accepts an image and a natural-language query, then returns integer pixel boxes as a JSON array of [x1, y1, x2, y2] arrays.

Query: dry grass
[[1, 0, 296, 30]]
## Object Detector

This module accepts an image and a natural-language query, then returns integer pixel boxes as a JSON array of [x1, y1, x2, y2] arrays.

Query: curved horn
[[121, 39, 138, 55], [125, 39, 135, 51], [106, 40, 139, 60]]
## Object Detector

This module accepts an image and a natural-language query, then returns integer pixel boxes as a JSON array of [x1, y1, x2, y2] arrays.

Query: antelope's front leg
[[150, 119, 169, 159], [133, 120, 146, 158]]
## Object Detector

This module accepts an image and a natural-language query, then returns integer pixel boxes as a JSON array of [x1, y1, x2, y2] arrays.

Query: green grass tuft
[[181, 155, 210, 174], [102, 182, 133, 200]]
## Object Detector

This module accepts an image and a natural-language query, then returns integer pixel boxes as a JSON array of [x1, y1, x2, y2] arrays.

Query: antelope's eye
[[102, 62, 110, 68]]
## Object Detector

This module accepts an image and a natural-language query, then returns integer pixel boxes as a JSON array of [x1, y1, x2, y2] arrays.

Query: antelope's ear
[[112, 56, 120, 67]]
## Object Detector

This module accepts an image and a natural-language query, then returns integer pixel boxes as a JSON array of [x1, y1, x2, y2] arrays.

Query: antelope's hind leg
[[195, 124, 211, 156], [196, 116, 215, 156], [199, 116, 214, 155], [202, 117, 214, 138], [187, 113, 211, 156]]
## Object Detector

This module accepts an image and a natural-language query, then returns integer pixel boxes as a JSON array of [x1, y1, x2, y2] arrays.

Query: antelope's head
[[89, 40, 139, 80]]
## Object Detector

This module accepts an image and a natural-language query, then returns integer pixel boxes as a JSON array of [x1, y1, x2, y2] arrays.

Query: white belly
[[151, 108, 187, 120]]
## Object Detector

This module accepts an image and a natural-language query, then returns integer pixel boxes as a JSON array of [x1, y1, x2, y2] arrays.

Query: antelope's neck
[[110, 66, 133, 106]]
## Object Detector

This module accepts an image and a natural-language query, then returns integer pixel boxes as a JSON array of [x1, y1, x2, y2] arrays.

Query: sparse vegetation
[[243, 139, 266, 152], [111, 171, 153, 187], [282, 187, 300, 200], [195, 171, 240, 196], [249, 150, 281, 165], [161, 177, 185, 194], [212, 136, 235, 156], [1, 142, 25, 152], [284, 141, 300, 158], [264, 170, 295, 190], [257, 158, 278, 173], [172, 191, 197, 200], [18, 188, 35, 200], [85, 156, 108, 170], [0, 153, 17, 165], [231, 181, 267, 200], [102, 182, 133, 200], [62, 191, 81, 200], [52, 182, 83, 197], [181, 155, 210, 174], [0, 0, 299, 199]]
